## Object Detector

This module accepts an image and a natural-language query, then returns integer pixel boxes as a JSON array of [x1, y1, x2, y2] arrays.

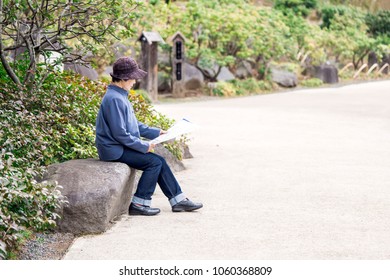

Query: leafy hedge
[[274, 0, 318, 17], [320, 5, 347, 29], [301, 77, 323, 87], [366, 10, 390, 37], [0, 150, 66, 259], [0, 63, 180, 258], [209, 78, 273, 97]]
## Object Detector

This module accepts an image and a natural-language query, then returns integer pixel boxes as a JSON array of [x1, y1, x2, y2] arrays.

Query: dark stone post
[[170, 32, 186, 98], [313, 64, 339, 84], [381, 54, 389, 74], [138, 32, 164, 102], [368, 51, 378, 68]]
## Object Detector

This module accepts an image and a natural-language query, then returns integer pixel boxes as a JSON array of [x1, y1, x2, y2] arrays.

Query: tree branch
[[21, 34, 36, 85], [0, 0, 22, 87], [1, 0, 139, 88]]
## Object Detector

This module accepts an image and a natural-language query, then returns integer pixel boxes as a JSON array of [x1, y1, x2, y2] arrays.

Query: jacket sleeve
[[105, 98, 150, 153], [138, 121, 161, 140]]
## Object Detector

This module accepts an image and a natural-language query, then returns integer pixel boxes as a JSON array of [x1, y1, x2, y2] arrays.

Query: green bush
[[274, 0, 318, 17], [0, 69, 100, 258], [301, 78, 323, 87], [2, 57, 105, 166], [339, 68, 355, 80], [230, 78, 259, 95], [257, 80, 274, 91], [230, 78, 273, 95], [210, 81, 237, 97], [320, 5, 347, 29], [0, 150, 66, 259], [270, 62, 302, 75], [366, 10, 390, 37], [207, 78, 274, 97]]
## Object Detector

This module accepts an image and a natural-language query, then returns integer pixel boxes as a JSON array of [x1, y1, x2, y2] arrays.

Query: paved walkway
[[64, 81, 390, 259]]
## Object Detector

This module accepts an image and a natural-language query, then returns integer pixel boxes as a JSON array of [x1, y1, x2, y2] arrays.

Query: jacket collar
[[108, 84, 128, 96]]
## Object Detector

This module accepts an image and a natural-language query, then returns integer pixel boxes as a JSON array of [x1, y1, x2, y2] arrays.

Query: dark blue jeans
[[116, 147, 186, 206]]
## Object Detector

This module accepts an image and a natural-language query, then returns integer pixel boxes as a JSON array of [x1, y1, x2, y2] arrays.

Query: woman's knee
[[153, 153, 167, 163], [148, 155, 163, 170], [155, 155, 169, 169]]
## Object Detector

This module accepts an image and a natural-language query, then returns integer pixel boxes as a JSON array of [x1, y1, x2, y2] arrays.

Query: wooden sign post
[[138, 31, 164, 102]]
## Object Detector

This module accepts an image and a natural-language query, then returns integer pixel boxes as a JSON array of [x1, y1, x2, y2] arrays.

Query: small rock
[[271, 68, 298, 87], [154, 144, 185, 172]]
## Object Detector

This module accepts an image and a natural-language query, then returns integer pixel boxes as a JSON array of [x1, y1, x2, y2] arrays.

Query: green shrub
[[281, 63, 302, 74], [274, 0, 318, 17], [300, 78, 323, 87], [257, 80, 274, 91], [339, 69, 355, 80], [1, 65, 101, 166], [320, 5, 347, 29], [240, 78, 262, 94], [210, 81, 237, 97], [0, 150, 66, 260], [366, 10, 390, 37], [230, 78, 273, 95]]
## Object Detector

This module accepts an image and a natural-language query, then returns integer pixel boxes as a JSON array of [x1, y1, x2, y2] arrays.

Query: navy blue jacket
[[95, 85, 160, 160]]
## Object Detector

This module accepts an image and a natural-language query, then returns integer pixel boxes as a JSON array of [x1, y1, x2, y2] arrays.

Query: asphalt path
[[64, 80, 390, 259]]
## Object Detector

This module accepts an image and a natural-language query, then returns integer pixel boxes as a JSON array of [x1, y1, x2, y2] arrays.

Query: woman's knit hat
[[110, 57, 147, 80]]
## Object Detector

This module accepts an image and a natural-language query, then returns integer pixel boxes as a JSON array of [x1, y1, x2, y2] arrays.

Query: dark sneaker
[[129, 203, 160, 216], [172, 199, 203, 212]]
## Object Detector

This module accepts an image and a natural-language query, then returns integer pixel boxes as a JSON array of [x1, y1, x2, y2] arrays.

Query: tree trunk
[[0, 0, 22, 87], [195, 63, 222, 83]]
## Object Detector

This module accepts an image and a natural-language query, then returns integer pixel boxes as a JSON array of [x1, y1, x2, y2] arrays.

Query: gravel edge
[[17, 232, 76, 260]]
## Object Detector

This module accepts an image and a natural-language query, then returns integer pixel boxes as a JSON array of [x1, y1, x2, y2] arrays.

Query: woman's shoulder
[[104, 90, 125, 101]]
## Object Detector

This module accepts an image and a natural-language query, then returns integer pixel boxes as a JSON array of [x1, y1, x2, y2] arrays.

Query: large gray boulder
[[158, 50, 171, 66], [104, 65, 113, 77], [312, 64, 339, 84], [236, 61, 253, 79], [204, 65, 235, 82], [64, 63, 98, 81], [45, 159, 135, 234], [271, 68, 298, 87], [158, 72, 171, 93], [184, 63, 204, 82], [217, 66, 235, 81], [183, 62, 204, 94], [180, 142, 193, 159]]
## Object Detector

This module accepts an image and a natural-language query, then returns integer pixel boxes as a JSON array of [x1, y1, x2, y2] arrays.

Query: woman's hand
[[160, 129, 167, 135], [147, 143, 156, 153]]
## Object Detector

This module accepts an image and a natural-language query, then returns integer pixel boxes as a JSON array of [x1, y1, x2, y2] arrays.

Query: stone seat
[[43, 145, 187, 234], [45, 159, 136, 234]]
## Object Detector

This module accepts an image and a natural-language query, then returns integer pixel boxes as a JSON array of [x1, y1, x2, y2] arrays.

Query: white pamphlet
[[150, 118, 196, 144]]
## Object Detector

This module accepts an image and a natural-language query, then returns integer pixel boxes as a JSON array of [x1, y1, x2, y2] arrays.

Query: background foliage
[[0, 60, 181, 258], [132, 0, 389, 87], [274, 0, 318, 17]]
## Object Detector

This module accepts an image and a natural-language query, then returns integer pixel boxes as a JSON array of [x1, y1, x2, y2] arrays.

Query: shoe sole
[[129, 209, 160, 216], [172, 205, 203, 212]]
